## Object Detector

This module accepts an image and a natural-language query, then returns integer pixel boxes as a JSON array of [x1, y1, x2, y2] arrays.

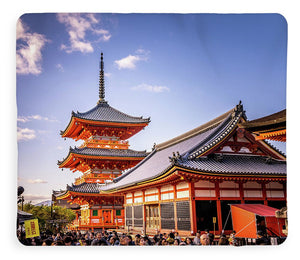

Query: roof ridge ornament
[[234, 100, 247, 120], [152, 143, 156, 151], [97, 52, 105, 104], [169, 151, 182, 163]]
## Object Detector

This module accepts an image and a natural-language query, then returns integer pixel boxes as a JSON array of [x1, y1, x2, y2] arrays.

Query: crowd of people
[[17, 228, 242, 246]]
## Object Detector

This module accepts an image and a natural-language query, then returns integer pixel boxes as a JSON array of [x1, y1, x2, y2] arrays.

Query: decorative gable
[[211, 126, 284, 159]]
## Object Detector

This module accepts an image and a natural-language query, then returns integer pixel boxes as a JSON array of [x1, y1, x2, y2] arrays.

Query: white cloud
[[16, 19, 49, 75], [131, 83, 170, 93], [101, 34, 111, 41], [56, 63, 64, 72], [115, 55, 141, 70], [17, 117, 29, 123], [114, 49, 150, 70], [57, 13, 111, 53], [93, 28, 111, 41], [30, 115, 43, 120], [27, 179, 48, 184], [17, 127, 36, 141], [17, 115, 58, 123], [86, 13, 98, 24]]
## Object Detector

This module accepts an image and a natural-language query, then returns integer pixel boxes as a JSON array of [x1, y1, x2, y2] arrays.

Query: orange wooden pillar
[[262, 182, 268, 205], [173, 184, 178, 232], [142, 190, 147, 234], [215, 182, 222, 233], [239, 181, 245, 204], [157, 187, 162, 233], [189, 182, 197, 234]]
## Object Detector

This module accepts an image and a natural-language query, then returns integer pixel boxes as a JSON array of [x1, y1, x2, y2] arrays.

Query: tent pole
[[222, 207, 232, 232]]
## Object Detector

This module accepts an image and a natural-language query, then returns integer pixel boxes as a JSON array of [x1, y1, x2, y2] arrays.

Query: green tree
[[19, 202, 76, 233]]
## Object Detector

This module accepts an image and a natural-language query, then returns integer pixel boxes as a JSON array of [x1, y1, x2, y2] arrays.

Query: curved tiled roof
[[73, 101, 150, 124], [52, 184, 104, 199], [239, 109, 286, 130], [186, 107, 243, 159], [67, 183, 102, 194], [70, 146, 148, 158], [101, 102, 286, 192], [176, 154, 286, 175], [156, 107, 235, 151]]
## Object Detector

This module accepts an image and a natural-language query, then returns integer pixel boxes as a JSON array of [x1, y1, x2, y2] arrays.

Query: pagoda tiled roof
[[100, 102, 286, 192], [52, 190, 66, 197], [69, 146, 149, 158], [52, 184, 105, 200], [72, 101, 150, 124], [67, 183, 102, 194], [61, 53, 150, 139]]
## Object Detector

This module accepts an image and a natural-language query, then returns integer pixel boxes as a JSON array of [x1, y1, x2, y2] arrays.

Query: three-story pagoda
[[56, 53, 150, 230]]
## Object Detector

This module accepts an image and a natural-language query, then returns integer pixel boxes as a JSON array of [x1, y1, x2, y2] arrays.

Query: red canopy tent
[[230, 204, 286, 239]]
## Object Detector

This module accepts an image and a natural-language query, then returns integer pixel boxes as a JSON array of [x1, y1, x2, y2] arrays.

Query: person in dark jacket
[[91, 232, 108, 246], [256, 231, 270, 245]]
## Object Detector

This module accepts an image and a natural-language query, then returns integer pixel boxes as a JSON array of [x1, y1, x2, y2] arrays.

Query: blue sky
[[16, 13, 287, 203]]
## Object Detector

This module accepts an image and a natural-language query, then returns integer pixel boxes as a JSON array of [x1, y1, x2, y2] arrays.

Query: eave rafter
[[59, 151, 144, 173], [102, 164, 286, 195], [244, 131, 285, 160], [255, 129, 286, 142], [175, 169, 285, 183], [61, 116, 148, 141], [61, 191, 124, 206]]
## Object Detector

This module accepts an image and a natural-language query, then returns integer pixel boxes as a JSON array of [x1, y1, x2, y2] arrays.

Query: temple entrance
[[195, 200, 218, 232], [102, 210, 113, 224], [145, 205, 160, 229]]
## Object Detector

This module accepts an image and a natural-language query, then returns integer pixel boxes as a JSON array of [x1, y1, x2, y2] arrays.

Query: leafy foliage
[[19, 203, 76, 234]]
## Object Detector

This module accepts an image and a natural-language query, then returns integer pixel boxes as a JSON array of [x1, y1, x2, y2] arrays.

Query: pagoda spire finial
[[98, 52, 105, 103]]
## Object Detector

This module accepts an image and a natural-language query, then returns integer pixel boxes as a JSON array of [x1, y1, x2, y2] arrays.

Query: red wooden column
[[173, 184, 178, 232], [158, 186, 161, 201], [239, 181, 245, 204], [142, 190, 146, 232], [173, 183, 177, 200], [215, 181, 222, 233], [76, 211, 79, 222], [262, 182, 268, 205], [189, 181, 197, 234], [157, 187, 162, 233]]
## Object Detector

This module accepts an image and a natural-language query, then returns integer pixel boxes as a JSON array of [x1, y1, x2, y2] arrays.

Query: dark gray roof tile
[[101, 103, 286, 192], [71, 147, 148, 158], [73, 101, 150, 124], [101, 124, 220, 191], [67, 183, 102, 193], [176, 155, 286, 175]]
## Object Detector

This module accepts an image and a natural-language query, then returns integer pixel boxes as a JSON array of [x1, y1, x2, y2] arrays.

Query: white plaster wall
[[195, 189, 216, 197]]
